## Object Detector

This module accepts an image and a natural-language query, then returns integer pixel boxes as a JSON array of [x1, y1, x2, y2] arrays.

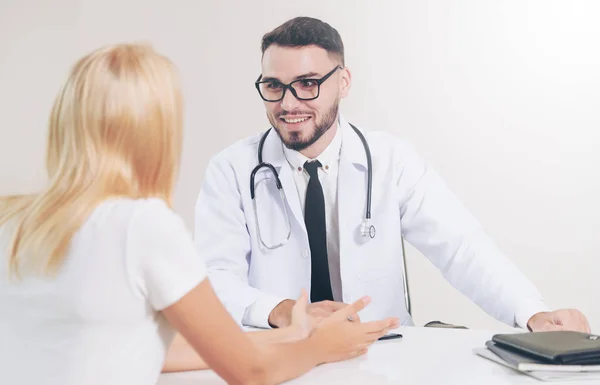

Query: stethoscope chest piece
[[360, 218, 376, 239], [369, 225, 376, 238]]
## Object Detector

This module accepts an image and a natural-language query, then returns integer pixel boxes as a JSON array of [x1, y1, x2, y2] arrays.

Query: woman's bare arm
[[161, 280, 398, 384], [162, 326, 307, 373]]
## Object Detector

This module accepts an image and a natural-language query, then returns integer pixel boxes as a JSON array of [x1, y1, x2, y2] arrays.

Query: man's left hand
[[527, 309, 591, 333]]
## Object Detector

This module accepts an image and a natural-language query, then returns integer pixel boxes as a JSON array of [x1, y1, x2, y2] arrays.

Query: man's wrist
[[515, 299, 551, 330], [527, 311, 550, 331], [268, 299, 296, 328], [244, 295, 290, 328]]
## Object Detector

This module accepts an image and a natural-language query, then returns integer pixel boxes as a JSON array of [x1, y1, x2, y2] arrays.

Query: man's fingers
[[529, 309, 592, 333], [324, 300, 347, 313], [307, 307, 325, 316], [573, 311, 591, 333], [552, 310, 591, 333], [581, 313, 592, 333], [309, 300, 363, 321], [326, 300, 347, 312], [308, 300, 343, 312], [536, 323, 565, 332], [564, 317, 591, 333], [307, 307, 330, 318]]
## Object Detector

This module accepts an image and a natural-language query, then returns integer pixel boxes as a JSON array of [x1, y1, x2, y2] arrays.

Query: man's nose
[[280, 87, 301, 111]]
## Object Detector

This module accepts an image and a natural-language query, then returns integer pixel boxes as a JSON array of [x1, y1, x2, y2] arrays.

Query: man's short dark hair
[[261, 17, 345, 65]]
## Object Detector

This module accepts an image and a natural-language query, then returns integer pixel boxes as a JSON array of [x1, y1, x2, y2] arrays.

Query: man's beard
[[269, 102, 339, 151]]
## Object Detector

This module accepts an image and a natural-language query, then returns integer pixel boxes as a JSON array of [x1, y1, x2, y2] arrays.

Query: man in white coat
[[195, 16, 590, 332]]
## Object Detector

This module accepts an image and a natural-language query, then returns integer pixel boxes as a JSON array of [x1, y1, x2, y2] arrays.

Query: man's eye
[[266, 83, 283, 90], [299, 80, 317, 88]]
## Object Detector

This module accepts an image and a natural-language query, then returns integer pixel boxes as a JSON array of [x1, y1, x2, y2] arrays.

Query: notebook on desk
[[484, 340, 600, 372], [474, 345, 600, 382], [474, 331, 600, 382], [492, 331, 600, 365]]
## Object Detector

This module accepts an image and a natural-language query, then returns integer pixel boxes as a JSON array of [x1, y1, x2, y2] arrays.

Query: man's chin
[[274, 128, 309, 150], [282, 138, 311, 151]]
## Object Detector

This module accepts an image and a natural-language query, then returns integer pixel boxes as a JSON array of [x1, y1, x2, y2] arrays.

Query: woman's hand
[[308, 296, 399, 364], [289, 289, 314, 340]]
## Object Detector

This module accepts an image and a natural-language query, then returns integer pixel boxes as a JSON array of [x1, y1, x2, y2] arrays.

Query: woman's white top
[[0, 198, 206, 385]]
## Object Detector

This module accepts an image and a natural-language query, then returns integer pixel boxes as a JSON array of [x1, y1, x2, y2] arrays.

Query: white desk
[[157, 327, 585, 385]]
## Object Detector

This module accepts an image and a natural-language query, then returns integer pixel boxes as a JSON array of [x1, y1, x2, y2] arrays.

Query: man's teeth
[[283, 117, 309, 123]]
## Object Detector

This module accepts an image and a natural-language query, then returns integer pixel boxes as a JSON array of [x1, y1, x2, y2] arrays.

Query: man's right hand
[[268, 298, 360, 328]]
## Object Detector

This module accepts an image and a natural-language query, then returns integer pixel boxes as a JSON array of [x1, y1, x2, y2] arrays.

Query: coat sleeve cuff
[[242, 294, 289, 329], [514, 299, 552, 330]]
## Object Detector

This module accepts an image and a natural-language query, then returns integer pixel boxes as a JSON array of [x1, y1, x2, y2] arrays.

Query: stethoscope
[[250, 123, 375, 250]]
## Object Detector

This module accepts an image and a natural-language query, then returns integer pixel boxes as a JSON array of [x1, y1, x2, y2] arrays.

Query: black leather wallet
[[492, 331, 600, 365]]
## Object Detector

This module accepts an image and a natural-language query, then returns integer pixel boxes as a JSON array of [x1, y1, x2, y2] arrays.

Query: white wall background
[[1, 0, 599, 332]]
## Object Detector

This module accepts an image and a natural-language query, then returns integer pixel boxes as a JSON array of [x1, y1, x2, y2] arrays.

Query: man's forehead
[[261, 45, 334, 80]]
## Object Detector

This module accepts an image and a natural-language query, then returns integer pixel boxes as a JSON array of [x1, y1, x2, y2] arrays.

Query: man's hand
[[527, 309, 591, 333], [306, 300, 361, 325], [269, 298, 359, 328]]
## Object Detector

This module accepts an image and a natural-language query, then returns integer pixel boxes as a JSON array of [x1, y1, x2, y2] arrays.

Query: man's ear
[[339, 66, 352, 98]]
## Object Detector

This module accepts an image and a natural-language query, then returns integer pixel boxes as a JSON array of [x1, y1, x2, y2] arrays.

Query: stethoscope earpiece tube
[[252, 129, 292, 249], [249, 164, 261, 200], [349, 124, 374, 229], [251, 127, 282, 199], [250, 162, 282, 199], [257, 128, 271, 164]]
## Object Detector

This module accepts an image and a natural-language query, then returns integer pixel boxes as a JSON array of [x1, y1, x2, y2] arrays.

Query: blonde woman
[[0, 44, 399, 385]]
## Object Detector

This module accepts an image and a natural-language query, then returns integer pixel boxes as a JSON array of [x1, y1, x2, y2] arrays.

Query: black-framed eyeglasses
[[255, 65, 342, 102]]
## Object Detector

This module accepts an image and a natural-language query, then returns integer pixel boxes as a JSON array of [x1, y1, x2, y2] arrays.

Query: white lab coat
[[195, 116, 549, 329]]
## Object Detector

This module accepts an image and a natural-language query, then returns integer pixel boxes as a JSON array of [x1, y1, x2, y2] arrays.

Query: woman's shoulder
[[93, 197, 174, 221], [81, 197, 187, 243], [101, 197, 189, 239]]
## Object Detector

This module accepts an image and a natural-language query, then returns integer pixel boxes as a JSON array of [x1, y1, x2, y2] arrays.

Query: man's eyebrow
[[259, 76, 280, 83], [293, 72, 320, 81], [259, 72, 321, 83]]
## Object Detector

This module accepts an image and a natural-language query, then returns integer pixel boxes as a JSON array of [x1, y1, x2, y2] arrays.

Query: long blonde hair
[[0, 43, 183, 277]]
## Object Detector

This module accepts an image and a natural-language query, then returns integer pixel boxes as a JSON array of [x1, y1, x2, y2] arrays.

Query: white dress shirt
[[282, 125, 343, 302]]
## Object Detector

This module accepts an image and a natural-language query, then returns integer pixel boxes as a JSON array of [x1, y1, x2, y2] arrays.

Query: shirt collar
[[283, 121, 343, 175]]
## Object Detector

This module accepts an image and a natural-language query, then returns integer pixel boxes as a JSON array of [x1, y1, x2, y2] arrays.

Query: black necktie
[[303, 160, 334, 303]]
